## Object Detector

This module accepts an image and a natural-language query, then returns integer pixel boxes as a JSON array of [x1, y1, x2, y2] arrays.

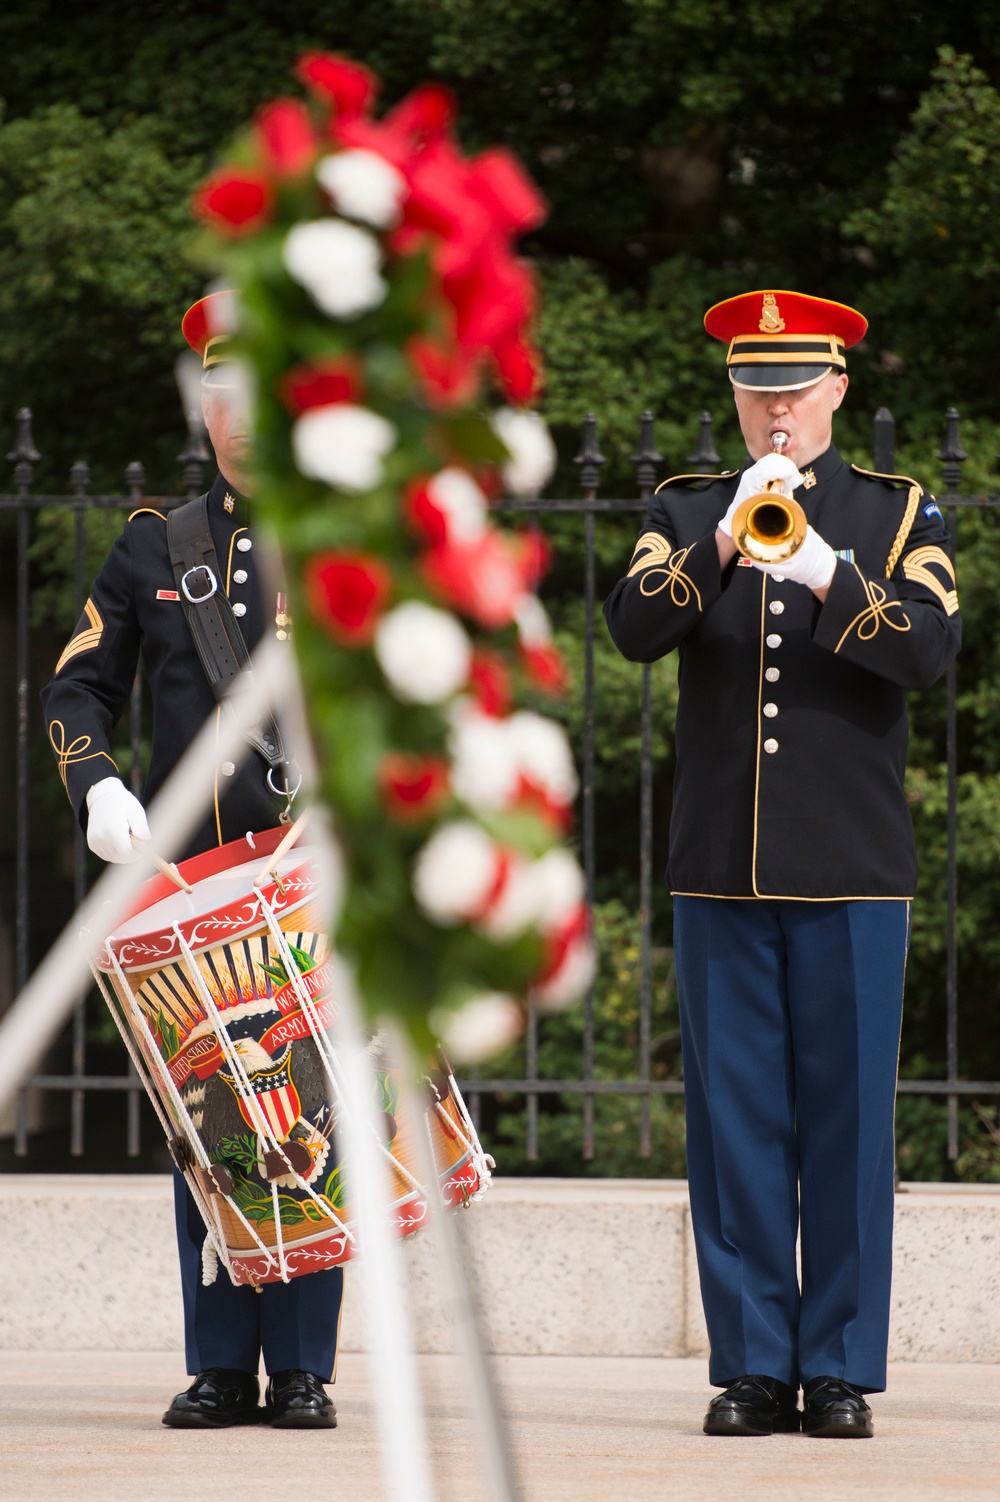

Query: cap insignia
[[224, 492, 235, 514], [759, 293, 786, 334]]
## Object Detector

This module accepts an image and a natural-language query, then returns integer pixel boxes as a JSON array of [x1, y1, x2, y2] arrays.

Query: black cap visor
[[729, 363, 835, 393]]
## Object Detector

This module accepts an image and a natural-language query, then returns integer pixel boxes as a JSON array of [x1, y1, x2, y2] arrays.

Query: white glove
[[753, 525, 837, 592], [86, 776, 151, 863], [719, 453, 806, 538]]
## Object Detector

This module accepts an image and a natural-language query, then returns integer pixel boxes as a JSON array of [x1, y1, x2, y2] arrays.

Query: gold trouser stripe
[[750, 579, 767, 896], [884, 485, 922, 578], [901, 546, 959, 615], [55, 598, 104, 674]]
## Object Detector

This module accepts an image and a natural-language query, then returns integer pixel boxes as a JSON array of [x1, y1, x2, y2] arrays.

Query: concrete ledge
[[0, 1175, 997, 1361]]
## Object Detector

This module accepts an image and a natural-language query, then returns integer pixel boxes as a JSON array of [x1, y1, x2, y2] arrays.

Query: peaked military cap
[[704, 290, 868, 392], [182, 290, 241, 389]]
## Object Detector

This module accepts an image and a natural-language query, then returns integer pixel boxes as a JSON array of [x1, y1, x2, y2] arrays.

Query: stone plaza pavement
[[0, 1351, 997, 1501]]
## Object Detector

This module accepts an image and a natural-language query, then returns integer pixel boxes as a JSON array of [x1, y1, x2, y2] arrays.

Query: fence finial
[[688, 411, 721, 473], [125, 462, 146, 501], [872, 407, 895, 475], [937, 408, 968, 493], [630, 411, 662, 500], [177, 424, 211, 501], [573, 413, 605, 494], [69, 461, 90, 497], [6, 408, 40, 492]]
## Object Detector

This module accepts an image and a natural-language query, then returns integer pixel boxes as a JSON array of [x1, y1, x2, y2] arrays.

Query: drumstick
[[130, 836, 194, 894], [153, 854, 194, 894], [253, 806, 312, 891]]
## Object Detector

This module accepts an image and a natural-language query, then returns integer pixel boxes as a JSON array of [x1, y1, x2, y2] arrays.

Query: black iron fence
[[2, 403, 997, 1168]]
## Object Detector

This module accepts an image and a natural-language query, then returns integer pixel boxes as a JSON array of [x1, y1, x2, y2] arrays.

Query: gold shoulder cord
[[653, 471, 737, 495], [884, 485, 922, 580]]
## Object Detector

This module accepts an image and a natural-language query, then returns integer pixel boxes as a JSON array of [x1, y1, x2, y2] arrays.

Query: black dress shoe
[[704, 1374, 800, 1436], [162, 1368, 260, 1428], [802, 1377, 873, 1437], [264, 1369, 337, 1429]]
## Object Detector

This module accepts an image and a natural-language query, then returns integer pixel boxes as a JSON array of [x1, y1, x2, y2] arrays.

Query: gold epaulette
[[128, 506, 167, 522], [653, 470, 738, 494]]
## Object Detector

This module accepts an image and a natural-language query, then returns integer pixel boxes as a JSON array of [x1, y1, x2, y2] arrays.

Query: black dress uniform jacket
[[41, 471, 282, 858], [603, 443, 962, 899]]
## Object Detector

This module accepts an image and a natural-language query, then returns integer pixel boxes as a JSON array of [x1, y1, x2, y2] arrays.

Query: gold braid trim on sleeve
[[48, 720, 118, 789], [834, 566, 912, 653], [627, 534, 702, 610], [884, 485, 922, 579]]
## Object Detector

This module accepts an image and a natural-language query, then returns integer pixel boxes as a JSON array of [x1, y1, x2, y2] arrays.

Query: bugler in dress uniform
[[41, 294, 343, 1430], [604, 290, 961, 1438]]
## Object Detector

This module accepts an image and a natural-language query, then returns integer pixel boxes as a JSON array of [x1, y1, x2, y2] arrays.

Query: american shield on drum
[[88, 826, 493, 1288]]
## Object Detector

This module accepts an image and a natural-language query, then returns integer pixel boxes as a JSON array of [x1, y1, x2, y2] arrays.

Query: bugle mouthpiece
[[770, 430, 789, 454]]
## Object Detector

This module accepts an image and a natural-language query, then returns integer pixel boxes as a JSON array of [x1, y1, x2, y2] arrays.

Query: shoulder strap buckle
[[180, 564, 218, 604]]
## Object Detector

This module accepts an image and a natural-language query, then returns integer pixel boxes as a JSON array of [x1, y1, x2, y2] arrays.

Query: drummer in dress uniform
[[41, 294, 343, 1430], [604, 291, 961, 1439]]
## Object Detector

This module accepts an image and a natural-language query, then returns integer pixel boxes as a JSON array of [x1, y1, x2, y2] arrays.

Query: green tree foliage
[[0, 103, 203, 484], [6, 5, 1000, 1177]]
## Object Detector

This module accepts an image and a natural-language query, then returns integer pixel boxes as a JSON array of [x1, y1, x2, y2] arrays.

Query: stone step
[[0, 1175, 997, 1362]]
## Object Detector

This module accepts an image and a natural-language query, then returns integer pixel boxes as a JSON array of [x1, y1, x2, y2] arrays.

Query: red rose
[[404, 476, 448, 545], [192, 169, 273, 235], [296, 53, 376, 118], [406, 335, 480, 410], [377, 753, 450, 823], [278, 358, 362, 415], [469, 649, 512, 717], [468, 149, 547, 235], [422, 528, 550, 629], [521, 641, 570, 697], [255, 99, 316, 177], [446, 248, 536, 354], [493, 333, 542, 404], [304, 551, 392, 645], [385, 84, 457, 143]]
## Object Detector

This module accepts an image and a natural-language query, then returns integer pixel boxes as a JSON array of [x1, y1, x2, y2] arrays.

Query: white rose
[[492, 408, 557, 496], [375, 601, 472, 705], [448, 705, 520, 812], [508, 711, 579, 805], [283, 218, 387, 318], [413, 821, 502, 925], [512, 592, 552, 645], [292, 404, 396, 492], [316, 149, 407, 229], [479, 848, 585, 940], [530, 849, 586, 932], [478, 857, 537, 939], [427, 467, 488, 542], [430, 992, 523, 1065], [535, 934, 596, 1011]]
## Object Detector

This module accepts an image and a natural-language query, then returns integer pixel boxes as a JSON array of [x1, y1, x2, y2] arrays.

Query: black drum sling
[[166, 494, 298, 818]]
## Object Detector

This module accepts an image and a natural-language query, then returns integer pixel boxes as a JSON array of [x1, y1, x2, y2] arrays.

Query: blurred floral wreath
[[192, 51, 593, 1062]]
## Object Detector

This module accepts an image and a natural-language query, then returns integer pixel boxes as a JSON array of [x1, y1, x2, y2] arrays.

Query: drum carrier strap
[[166, 495, 299, 820]]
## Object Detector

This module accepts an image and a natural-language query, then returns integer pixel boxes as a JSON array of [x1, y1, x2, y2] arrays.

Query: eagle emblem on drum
[[219, 1040, 303, 1141], [198, 1035, 334, 1189]]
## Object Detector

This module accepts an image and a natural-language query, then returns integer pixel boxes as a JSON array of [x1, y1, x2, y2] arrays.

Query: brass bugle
[[731, 430, 807, 565]]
